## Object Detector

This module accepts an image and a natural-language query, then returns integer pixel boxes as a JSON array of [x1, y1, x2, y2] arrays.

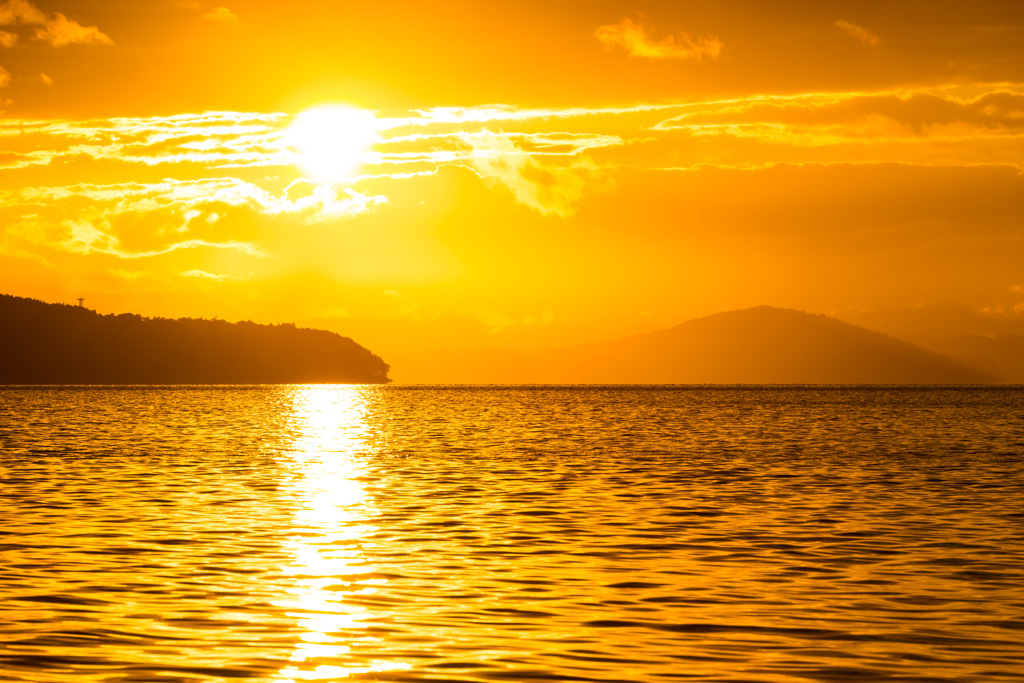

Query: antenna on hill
[[77, 297, 85, 308]]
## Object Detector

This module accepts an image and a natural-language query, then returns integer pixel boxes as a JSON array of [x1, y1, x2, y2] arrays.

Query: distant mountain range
[[841, 302, 1024, 382], [0, 294, 390, 384], [3, 295, 1013, 385], [392, 306, 999, 384], [843, 302, 1024, 339]]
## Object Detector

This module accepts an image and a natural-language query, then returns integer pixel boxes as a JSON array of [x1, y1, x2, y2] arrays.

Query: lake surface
[[1, 386, 1023, 682]]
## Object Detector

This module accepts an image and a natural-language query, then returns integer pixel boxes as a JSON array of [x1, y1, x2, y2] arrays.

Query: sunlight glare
[[275, 386, 409, 681], [288, 105, 379, 179]]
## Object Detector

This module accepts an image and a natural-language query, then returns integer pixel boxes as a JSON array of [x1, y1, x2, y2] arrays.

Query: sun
[[287, 105, 379, 179]]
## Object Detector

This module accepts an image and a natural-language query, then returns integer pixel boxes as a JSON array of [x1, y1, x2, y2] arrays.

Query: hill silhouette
[[843, 302, 1024, 340], [391, 306, 999, 383], [0, 294, 390, 384], [843, 302, 1024, 382]]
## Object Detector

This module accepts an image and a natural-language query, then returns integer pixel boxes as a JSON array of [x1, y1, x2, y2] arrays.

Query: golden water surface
[[1, 386, 1023, 682]]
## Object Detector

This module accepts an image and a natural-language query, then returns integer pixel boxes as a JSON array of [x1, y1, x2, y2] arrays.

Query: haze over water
[[2, 386, 1024, 682]]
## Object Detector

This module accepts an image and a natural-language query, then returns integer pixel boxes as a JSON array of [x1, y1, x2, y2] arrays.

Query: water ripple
[[1, 386, 1023, 681]]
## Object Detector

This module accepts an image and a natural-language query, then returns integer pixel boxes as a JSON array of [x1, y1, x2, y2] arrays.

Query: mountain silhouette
[[391, 306, 999, 383], [843, 302, 1024, 339], [843, 302, 1024, 382], [0, 294, 390, 384]]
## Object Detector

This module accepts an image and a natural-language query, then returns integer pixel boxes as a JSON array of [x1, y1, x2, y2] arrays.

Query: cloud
[[835, 20, 881, 47], [0, 0, 113, 46], [595, 17, 722, 61], [0, 108, 634, 181], [34, 12, 113, 46], [0, 111, 290, 169], [1, 177, 386, 262], [176, 3, 239, 25], [7, 95, 1024, 199], [459, 130, 593, 216], [182, 269, 231, 279], [0, 0, 45, 24], [202, 6, 238, 24], [0, 66, 51, 90], [381, 103, 680, 132], [655, 89, 1024, 136]]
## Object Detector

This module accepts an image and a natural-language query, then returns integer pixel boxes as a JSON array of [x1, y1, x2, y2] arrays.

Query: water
[[1, 386, 1023, 682]]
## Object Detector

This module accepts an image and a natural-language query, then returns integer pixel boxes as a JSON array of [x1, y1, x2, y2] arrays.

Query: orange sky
[[3, 0, 1024, 366]]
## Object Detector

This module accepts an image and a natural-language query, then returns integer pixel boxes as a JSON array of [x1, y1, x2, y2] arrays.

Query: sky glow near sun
[[4, 0, 1024, 368]]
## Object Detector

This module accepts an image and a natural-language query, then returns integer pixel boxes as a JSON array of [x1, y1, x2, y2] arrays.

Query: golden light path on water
[[1, 387, 1024, 682], [276, 386, 409, 681]]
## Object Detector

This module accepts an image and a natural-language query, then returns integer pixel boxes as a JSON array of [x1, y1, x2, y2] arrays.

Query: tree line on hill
[[0, 294, 390, 384]]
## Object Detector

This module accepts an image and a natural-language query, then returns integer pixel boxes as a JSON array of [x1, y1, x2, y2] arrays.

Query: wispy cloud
[[0, 0, 113, 46], [182, 269, 232, 279], [34, 12, 113, 46], [459, 131, 594, 216], [835, 20, 881, 47], [380, 103, 680, 131], [0, 111, 290, 169], [177, 2, 239, 25], [202, 6, 238, 24], [2, 177, 385, 261], [595, 17, 722, 61], [0, 0, 45, 24], [654, 89, 1024, 136], [7, 91, 1023, 234], [0, 108, 632, 179], [642, 87, 1024, 170]]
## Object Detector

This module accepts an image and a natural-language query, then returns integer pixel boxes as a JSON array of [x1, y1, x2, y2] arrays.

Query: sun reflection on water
[[276, 386, 408, 681]]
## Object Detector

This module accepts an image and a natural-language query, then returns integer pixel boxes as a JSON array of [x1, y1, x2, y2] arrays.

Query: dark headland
[[0, 294, 390, 384]]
